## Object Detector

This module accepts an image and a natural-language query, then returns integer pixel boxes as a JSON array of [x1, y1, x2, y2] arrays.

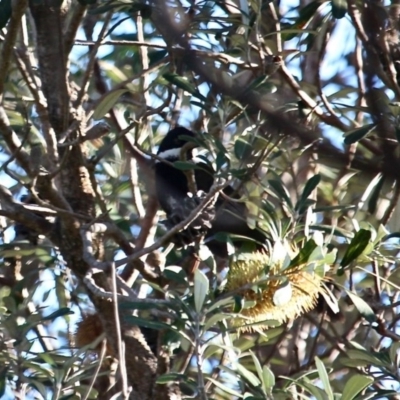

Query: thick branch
[[0, 185, 54, 237], [0, 0, 28, 98]]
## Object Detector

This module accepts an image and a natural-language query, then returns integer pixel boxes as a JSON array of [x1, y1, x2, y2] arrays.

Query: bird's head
[[157, 127, 198, 162]]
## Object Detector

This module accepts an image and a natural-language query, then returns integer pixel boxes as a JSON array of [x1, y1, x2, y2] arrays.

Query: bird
[[154, 127, 268, 256]]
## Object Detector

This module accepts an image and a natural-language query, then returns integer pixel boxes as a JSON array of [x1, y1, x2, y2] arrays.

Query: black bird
[[154, 127, 268, 255]]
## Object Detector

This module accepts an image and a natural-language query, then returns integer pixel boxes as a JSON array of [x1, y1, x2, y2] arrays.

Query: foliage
[[1, 0, 400, 399]]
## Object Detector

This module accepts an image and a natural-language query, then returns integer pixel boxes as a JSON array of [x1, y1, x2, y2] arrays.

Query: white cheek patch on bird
[[156, 147, 183, 162]]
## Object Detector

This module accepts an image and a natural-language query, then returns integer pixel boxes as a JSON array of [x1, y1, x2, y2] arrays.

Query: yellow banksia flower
[[226, 241, 328, 332]]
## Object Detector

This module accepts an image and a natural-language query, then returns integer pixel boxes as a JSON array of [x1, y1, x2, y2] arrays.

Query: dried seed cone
[[75, 313, 113, 356], [226, 252, 324, 331]]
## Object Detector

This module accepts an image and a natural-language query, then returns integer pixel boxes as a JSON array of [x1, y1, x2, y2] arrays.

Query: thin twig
[[111, 262, 130, 399], [76, 11, 113, 106]]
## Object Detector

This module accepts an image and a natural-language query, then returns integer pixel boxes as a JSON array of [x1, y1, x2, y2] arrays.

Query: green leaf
[[236, 363, 261, 387], [0, 366, 7, 397], [249, 351, 264, 389], [207, 377, 244, 397], [163, 73, 206, 101], [368, 174, 385, 214], [124, 316, 171, 330], [42, 307, 74, 321], [331, 0, 347, 19], [268, 179, 293, 208], [344, 349, 386, 367], [194, 269, 209, 312], [148, 49, 168, 66], [315, 357, 334, 400], [204, 313, 231, 331], [346, 289, 377, 323], [296, 174, 321, 213], [340, 229, 372, 268], [93, 89, 128, 120], [156, 373, 191, 384], [290, 239, 317, 268], [262, 366, 275, 389], [163, 266, 188, 286], [343, 123, 376, 144], [0, 0, 11, 30], [172, 161, 199, 170], [234, 137, 253, 160], [302, 379, 330, 400], [342, 374, 373, 400]]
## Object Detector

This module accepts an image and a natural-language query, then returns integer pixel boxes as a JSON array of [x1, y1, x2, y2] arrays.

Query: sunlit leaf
[[236, 363, 261, 387], [262, 366, 275, 390], [342, 374, 373, 400], [368, 174, 386, 214], [93, 89, 128, 120], [207, 377, 244, 397], [315, 357, 334, 400], [194, 269, 209, 312]]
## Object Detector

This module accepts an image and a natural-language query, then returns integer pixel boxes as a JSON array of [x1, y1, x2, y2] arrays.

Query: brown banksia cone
[[226, 238, 333, 331], [75, 313, 114, 356]]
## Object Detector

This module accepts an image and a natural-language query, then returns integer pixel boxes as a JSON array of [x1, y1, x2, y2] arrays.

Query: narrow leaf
[[296, 174, 321, 212], [315, 357, 334, 400], [124, 316, 171, 330], [342, 374, 373, 400], [0, 366, 8, 397], [207, 377, 243, 397], [290, 239, 317, 268], [194, 269, 209, 312], [42, 307, 74, 321], [93, 89, 127, 120], [262, 366, 275, 389], [268, 179, 293, 208], [236, 363, 261, 387], [343, 123, 375, 144], [163, 73, 206, 101], [368, 174, 385, 214], [340, 229, 372, 268], [346, 289, 377, 323], [249, 351, 264, 390], [234, 137, 253, 160]]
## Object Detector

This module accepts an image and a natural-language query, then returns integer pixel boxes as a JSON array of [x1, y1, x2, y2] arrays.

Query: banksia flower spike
[[226, 237, 334, 331]]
